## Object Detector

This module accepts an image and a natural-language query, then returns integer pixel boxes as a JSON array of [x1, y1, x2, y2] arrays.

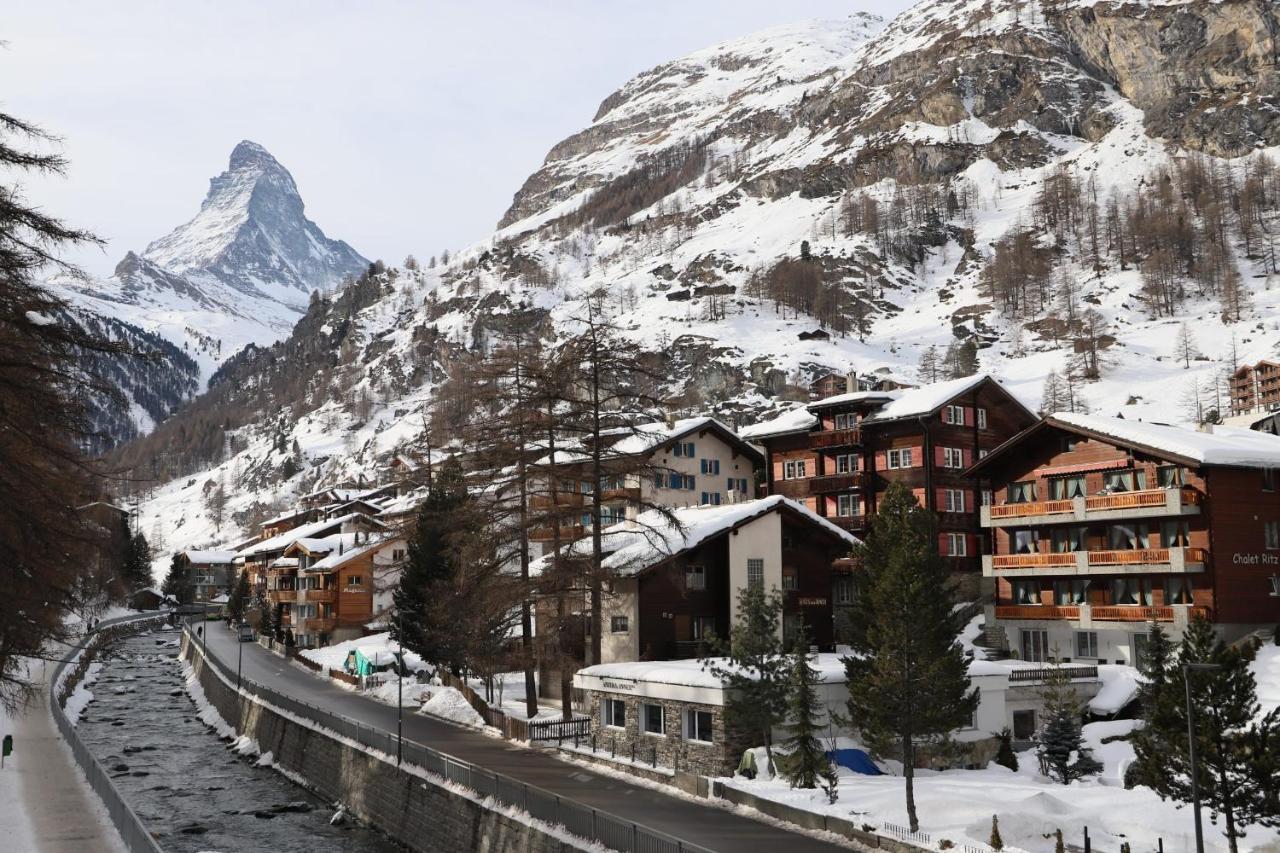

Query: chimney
[[845, 370, 859, 393]]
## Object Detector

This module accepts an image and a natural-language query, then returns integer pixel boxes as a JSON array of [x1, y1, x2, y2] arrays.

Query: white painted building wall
[[727, 512, 783, 638]]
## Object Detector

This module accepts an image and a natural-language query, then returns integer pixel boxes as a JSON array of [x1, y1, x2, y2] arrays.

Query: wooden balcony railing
[[529, 524, 585, 542], [1008, 665, 1098, 683], [769, 479, 812, 500], [530, 493, 584, 510], [808, 472, 863, 493], [990, 499, 1074, 519], [992, 547, 1207, 570], [992, 552, 1077, 569], [298, 588, 336, 603], [1090, 605, 1210, 622], [810, 428, 861, 448], [270, 589, 297, 603], [601, 487, 641, 502], [305, 617, 337, 633], [994, 605, 1080, 620]]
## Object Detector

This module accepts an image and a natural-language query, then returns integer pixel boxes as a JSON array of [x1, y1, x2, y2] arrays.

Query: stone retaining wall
[[182, 635, 589, 853]]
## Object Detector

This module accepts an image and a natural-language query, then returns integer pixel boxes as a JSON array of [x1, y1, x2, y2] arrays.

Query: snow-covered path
[[1, 658, 127, 853]]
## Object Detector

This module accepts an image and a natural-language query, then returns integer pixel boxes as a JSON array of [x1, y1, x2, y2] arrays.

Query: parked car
[[237, 622, 254, 642]]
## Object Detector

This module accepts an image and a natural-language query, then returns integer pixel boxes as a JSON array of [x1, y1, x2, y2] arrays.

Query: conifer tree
[[121, 528, 153, 592], [781, 630, 826, 789], [842, 481, 978, 832], [1131, 617, 1280, 852], [989, 815, 1003, 850], [994, 727, 1019, 771], [160, 554, 192, 605], [392, 459, 469, 672], [704, 584, 789, 776], [227, 568, 250, 623], [1036, 655, 1102, 783]]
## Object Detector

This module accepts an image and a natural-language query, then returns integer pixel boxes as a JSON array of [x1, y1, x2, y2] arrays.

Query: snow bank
[[1088, 665, 1141, 716], [419, 688, 485, 728], [180, 658, 237, 739], [298, 632, 425, 673], [63, 661, 103, 726]]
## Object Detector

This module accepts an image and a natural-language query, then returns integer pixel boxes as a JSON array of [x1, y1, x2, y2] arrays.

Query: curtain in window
[[1165, 577, 1194, 605], [1161, 521, 1189, 547], [1014, 530, 1038, 554], [1109, 523, 1147, 549], [1104, 471, 1134, 492], [1013, 581, 1039, 605], [1050, 476, 1086, 499], [1111, 578, 1152, 605], [1158, 466, 1183, 488], [1008, 482, 1035, 503]]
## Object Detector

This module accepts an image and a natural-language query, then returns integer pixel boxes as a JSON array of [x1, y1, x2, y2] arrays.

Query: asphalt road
[[197, 624, 854, 852]]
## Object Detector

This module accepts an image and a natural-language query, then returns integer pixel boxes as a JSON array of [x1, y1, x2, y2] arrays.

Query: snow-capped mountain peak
[[142, 139, 366, 296]]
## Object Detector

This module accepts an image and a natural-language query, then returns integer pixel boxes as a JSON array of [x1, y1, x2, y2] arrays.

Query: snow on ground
[[63, 661, 103, 726], [298, 632, 426, 674], [418, 688, 485, 728], [722, 742, 1273, 853], [464, 672, 566, 722], [0, 699, 41, 852], [1087, 665, 1141, 716]]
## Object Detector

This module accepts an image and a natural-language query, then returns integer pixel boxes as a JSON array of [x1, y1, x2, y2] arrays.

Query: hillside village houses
[[182, 374, 1280, 779], [173, 550, 235, 603]]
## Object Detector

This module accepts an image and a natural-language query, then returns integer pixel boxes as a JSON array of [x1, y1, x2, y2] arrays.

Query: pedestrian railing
[[185, 622, 714, 853], [52, 612, 171, 853]]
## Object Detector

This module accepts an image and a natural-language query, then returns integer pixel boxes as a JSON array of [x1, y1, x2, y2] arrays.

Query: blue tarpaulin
[[827, 748, 883, 775]]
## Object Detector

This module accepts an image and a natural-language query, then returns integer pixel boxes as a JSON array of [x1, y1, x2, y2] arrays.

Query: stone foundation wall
[[581, 690, 751, 777], [182, 636, 587, 853]]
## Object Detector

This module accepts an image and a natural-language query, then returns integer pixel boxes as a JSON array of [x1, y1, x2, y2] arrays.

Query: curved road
[[198, 624, 854, 852]]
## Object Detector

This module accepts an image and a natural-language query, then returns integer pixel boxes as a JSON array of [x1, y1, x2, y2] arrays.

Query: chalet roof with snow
[[238, 512, 387, 558], [969, 412, 1280, 474], [533, 416, 763, 467], [180, 550, 237, 564], [737, 406, 818, 441], [532, 495, 858, 578]]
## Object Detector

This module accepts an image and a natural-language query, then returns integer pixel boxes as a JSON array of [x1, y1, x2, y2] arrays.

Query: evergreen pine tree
[[819, 760, 840, 805], [994, 727, 1019, 771], [989, 815, 1003, 850], [704, 584, 789, 776], [1131, 617, 1279, 853], [227, 568, 250, 623], [120, 523, 153, 593], [1054, 828, 1065, 853], [160, 554, 192, 605], [1038, 705, 1102, 784], [781, 630, 827, 789], [842, 481, 979, 832], [392, 459, 469, 671]]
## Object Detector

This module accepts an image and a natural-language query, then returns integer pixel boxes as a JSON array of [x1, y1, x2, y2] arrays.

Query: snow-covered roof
[[261, 507, 314, 527], [863, 374, 999, 423], [578, 653, 851, 689], [738, 406, 819, 440], [181, 549, 236, 564], [1050, 413, 1280, 468], [209, 593, 230, 604], [307, 534, 403, 572], [806, 390, 895, 409], [535, 495, 858, 577], [238, 511, 384, 558], [270, 556, 299, 568], [532, 417, 760, 466]]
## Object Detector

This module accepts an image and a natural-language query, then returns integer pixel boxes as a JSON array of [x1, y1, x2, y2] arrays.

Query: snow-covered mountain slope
[[53, 141, 369, 447], [127, 0, 1280, 558]]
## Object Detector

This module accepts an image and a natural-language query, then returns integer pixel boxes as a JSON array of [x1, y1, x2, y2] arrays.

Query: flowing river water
[[75, 627, 405, 852]]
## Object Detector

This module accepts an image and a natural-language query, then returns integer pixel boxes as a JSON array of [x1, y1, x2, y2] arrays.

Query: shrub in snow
[[1054, 828, 1065, 853], [994, 727, 1018, 772], [989, 815, 1003, 851], [1038, 707, 1102, 784]]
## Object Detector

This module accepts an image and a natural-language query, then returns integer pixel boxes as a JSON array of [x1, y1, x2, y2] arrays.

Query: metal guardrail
[[51, 612, 171, 853], [186, 622, 714, 853]]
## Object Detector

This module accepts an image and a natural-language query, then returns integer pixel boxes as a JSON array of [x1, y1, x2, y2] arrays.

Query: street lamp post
[[237, 628, 245, 690], [396, 609, 404, 766], [1183, 662, 1221, 853]]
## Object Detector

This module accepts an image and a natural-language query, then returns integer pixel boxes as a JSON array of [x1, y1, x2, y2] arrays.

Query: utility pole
[[237, 634, 244, 690], [1183, 662, 1221, 853]]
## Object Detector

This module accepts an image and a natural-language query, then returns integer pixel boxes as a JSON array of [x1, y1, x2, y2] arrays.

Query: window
[[691, 616, 716, 640], [685, 709, 713, 743], [887, 448, 914, 469], [1158, 465, 1185, 488], [1110, 577, 1154, 606], [1160, 520, 1190, 547], [1164, 577, 1195, 605], [610, 615, 629, 633], [783, 460, 808, 480], [678, 474, 695, 491], [1109, 523, 1149, 550], [837, 493, 858, 517], [834, 413, 854, 429], [1011, 580, 1040, 606], [782, 568, 797, 591], [685, 565, 706, 591], [346, 575, 363, 588], [1021, 630, 1049, 663], [602, 698, 626, 728], [1049, 475, 1087, 500], [835, 453, 858, 474], [673, 441, 696, 457], [978, 448, 989, 459], [641, 703, 665, 735], [943, 489, 966, 513], [1103, 470, 1143, 493], [1007, 481, 1036, 503], [977, 408, 988, 429], [944, 405, 965, 426], [581, 479, 594, 494], [701, 459, 720, 475], [1076, 631, 1099, 659], [1054, 579, 1090, 605], [1265, 469, 1277, 492], [1012, 709, 1037, 740], [1013, 529, 1039, 554], [942, 447, 964, 468], [1266, 520, 1280, 550], [700, 492, 721, 506], [834, 575, 854, 605], [946, 532, 968, 556], [747, 558, 764, 589], [1050, 526, 1086, 553], [980, 489, 993, 507], [392, 548, 406, 562]]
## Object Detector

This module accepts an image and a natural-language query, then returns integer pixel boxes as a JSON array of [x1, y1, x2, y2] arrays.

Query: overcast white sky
[[6, 1, 913, 277]]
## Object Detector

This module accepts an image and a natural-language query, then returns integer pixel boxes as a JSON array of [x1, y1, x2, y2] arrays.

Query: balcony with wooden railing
[[985, 546, 1207, 576], [994, 605, 1080, 620], [808, 472, 863, 493], [529, 492, 584, 510], [529, 524, 585, 543], [982, 487, 1202, 527], [993, 603, 1210, 622], [305, 617, 337, 634], [269, 589, 297, 603], [297, 587, 336, 604], [810, 428, 861, 449]]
